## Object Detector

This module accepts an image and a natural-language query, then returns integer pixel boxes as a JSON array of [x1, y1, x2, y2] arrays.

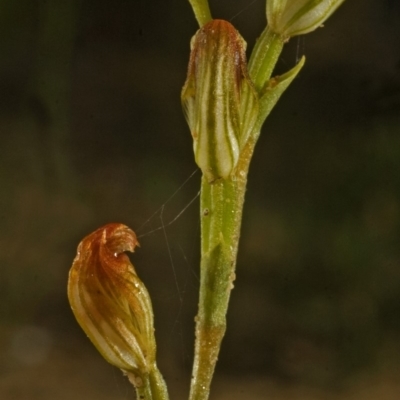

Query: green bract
[[267, 0, 345, 39], [181, 19, 258, 182]]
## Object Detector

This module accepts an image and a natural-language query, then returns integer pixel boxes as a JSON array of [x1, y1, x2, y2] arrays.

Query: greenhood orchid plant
[[67, 1, 347, 400]]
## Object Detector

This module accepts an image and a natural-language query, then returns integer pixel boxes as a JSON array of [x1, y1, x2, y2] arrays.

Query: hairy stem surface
[[189, 140, 255, 400]]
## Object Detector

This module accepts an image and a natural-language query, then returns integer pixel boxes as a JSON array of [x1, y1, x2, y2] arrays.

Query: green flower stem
[[189, 140, 255, 400], [188, 0, 212, 27], [248, 26, 284, 92], [148, 366, 169, 400], [132, 365, 169, 400], [134, 375, 153, 400]]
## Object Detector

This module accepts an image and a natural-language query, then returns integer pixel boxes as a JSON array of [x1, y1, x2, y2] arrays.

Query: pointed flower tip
[[182, 19, 258, 182], [68, 223, 156, 376], [267, 0, 346, 39]]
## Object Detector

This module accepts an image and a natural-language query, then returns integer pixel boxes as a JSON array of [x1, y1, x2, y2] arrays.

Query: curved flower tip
[[182, 19, 258, 182], [267, 0, 346, 39], [68, 223, 156, 375]]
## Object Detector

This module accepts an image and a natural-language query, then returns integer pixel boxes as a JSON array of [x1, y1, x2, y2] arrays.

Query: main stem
[[189, 143, 254, 400]]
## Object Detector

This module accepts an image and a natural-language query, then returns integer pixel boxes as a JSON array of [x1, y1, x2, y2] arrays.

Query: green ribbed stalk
[[188, 0, 212, 27], [189, 139, 254, 400]]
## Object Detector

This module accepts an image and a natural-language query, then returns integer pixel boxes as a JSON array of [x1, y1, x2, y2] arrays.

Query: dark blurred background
[[1, 0, 400, 399]]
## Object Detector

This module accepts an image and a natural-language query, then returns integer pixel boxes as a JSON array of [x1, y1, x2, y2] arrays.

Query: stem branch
[[248, 26, 284, 92], [188, 0, 212, 27]]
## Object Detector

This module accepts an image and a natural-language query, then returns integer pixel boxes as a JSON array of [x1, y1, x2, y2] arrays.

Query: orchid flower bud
[[68, 223, 156, 376], [182, 19, 258, 182], [267, 0, 345, 39]]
